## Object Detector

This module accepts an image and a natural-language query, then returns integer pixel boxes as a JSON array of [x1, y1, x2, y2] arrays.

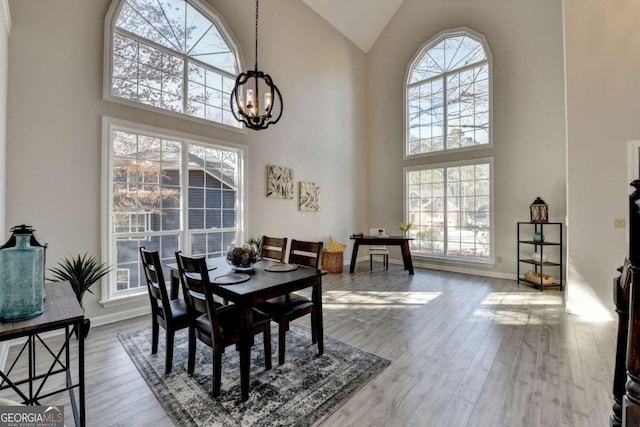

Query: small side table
[[0, 281, 85, 426]]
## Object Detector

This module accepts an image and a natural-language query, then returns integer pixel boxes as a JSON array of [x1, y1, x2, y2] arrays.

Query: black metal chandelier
[[230, 0, 283, 130]]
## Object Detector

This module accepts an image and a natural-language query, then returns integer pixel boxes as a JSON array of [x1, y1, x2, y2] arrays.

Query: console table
[[0, 281, 85, 427], [349, 235, 414, 274]]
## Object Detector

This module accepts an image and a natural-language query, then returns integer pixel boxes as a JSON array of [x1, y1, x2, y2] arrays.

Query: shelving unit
[[517, 222, 563, 291]]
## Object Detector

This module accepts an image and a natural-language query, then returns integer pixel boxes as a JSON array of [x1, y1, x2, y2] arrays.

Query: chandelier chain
[[254, 0, 259, 70]]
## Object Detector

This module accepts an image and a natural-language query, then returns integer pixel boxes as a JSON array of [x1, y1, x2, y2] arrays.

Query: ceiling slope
[[301, 0, 404, 52]]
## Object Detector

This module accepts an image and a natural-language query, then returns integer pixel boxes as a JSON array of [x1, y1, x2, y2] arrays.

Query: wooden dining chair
[[174, 251, 272, 396], [259, 236, 288, 262], [139, 247, 190, 374], [256, 239, 323, 365]]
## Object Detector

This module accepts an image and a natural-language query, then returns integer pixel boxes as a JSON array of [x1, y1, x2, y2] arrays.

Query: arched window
[[105, 0, 243, 128], [404, 29, 494, 264], [406, 28, 491, 156]]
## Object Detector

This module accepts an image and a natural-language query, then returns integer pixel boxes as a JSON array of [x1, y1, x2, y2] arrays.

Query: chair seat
[[370, 247, 389, 254], [194, 306, 271, 345], [256, 294, 313, 321], [168, 298, 188, 317]]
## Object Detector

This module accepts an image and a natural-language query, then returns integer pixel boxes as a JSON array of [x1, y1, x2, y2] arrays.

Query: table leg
[[349, 242, 360, 273], [238, 305, 253, 402], [79, 321, 85, 427], [400, 241, 414, 275], [170, 270, 180, 300], [312, 278, 324, 355]]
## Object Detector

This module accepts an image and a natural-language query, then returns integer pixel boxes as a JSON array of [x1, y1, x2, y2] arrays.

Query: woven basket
[[322, 250, 344, 274], [524, 270, 554, 286]]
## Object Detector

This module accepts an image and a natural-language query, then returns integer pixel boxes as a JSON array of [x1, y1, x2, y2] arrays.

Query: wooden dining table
[[167, 257, 326, 401]]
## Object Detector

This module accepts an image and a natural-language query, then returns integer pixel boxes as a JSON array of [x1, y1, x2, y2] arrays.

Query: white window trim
[[403, 26, 494, 159], [101, 116, 249, 306], [103, 0, 248, 134], [403, 157, 495, 265]]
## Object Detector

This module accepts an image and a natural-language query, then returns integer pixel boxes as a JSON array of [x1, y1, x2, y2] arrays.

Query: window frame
[[103, 0, 247, 133], [403, 158, 495, 265], [403, 27, 493, 159], [101, 116, 248, 306]]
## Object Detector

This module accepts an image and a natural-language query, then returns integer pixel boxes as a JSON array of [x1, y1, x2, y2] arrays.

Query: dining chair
[[139, 247, 190, 374], [256, 239, 323, 365], [174, 251, 272, 396], [259, 236, 288, 262], [369, 227, 389, 271]]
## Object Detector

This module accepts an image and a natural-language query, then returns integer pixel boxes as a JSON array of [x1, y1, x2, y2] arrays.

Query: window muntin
[[106, 123, 243, 298], [407, 31, 490, 156], [406, 159, 493, 262], [108, 0, 241, 128]]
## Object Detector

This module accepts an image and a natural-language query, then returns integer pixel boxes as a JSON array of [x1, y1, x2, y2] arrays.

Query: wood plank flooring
[[0, 263, 616, 426]]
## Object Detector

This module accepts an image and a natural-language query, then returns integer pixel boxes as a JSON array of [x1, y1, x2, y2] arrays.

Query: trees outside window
[[404, 29, 493, 263], [106, 0, 242, 128], [406, 29, 491, 157]]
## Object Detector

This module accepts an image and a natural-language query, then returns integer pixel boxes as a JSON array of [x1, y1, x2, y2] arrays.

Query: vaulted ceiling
[[301, 0, 404, 52]]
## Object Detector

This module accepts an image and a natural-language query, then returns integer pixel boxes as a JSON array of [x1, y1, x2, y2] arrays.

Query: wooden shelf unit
[[517, 222, 563, 291]]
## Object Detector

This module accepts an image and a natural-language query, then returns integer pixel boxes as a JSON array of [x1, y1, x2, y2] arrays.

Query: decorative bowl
[[226, 242, 259, 272]]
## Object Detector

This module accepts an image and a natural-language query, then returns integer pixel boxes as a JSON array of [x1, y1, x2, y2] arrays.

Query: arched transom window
[[106, 0, 242, 128], [406, 29, 491, 156]]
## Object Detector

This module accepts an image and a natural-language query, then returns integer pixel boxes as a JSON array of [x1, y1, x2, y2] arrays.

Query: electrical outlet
[[496, 256, 502, 263], [614, 218, 626, 229]]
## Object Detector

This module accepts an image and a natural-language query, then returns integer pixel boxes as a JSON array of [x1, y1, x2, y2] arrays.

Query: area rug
[[118, 324, 389, 426]]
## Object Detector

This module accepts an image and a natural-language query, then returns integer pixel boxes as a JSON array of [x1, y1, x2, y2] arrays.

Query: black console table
[[0, 281, 85, 426]]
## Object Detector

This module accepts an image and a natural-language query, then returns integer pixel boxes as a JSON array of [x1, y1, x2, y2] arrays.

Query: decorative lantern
[[0, 225, 47, 321], [530, 197, 549, 223]]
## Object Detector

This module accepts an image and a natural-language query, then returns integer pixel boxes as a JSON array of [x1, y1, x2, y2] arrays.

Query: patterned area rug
[[118, 324, 389, 426]]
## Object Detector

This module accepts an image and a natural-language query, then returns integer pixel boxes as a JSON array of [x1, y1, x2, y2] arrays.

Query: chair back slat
[[288, 239, 323, 269], [140, 247, 172, 319], [175, 252, 222, 342], [260, 236, 288, 263]]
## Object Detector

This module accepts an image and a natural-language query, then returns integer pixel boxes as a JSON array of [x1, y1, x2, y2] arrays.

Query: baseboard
[[388, 258, 517, 280]]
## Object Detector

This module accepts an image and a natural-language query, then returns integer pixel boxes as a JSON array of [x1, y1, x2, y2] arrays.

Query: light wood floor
[[0, 263, 617, 426]]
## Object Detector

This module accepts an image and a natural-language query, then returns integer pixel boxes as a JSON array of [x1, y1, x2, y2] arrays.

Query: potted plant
[[48, 252, 112, 337]]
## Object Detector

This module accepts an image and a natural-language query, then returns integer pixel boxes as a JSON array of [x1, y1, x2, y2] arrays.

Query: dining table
[[167, 257, 326, 401]]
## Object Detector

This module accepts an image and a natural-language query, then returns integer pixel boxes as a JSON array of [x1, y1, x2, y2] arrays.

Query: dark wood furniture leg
[[349, 241, 360, 273], [400, 241, 415, 275], [238, 304, 253, 402], [624, 265, 640, 424], [612, 274, 628, 427], [170, 270, 180, 300], [312, 278, 324, 355]]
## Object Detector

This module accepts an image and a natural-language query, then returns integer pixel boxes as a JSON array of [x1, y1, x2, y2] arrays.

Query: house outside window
[[104, 0, 243, 129], [405, 159, 493, 262], [102, 118, 246, 302], [404, 28, 494, 264]]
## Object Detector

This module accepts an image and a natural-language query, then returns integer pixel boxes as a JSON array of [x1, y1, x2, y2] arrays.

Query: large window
[[406, 159, 493, 262], [105, 0, 242, 129], [406, 28, 491, 157], [404, 28, 493, 264], [102, 118, 246, 301]]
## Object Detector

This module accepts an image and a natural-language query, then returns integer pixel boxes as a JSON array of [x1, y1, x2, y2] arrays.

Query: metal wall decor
[[230, 0, 283, 130]]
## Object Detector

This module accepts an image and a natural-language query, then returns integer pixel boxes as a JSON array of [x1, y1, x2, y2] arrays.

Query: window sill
[[100, 291, 148, 308], [412, 253, 496, 267]]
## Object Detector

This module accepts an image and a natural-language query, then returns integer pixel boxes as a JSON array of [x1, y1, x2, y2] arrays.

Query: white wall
[[6, 0, 368, 320], [564, 0, 640, 318], [0, 1, 8, 242], [367, 0, 566, 277]]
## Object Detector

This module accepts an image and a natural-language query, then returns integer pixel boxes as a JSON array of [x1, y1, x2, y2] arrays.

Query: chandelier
[[230, 0, 283, 130]]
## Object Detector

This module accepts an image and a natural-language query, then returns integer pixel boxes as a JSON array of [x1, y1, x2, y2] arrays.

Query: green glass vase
[[0, 232, 44, 321]]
